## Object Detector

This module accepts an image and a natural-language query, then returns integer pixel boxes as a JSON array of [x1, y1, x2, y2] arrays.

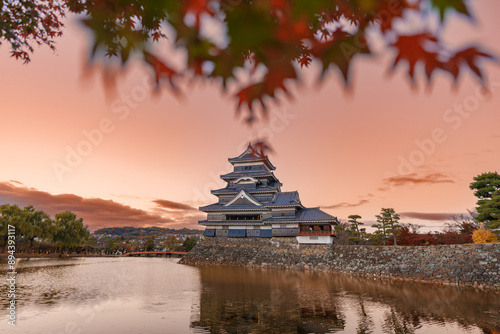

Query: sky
[[0, 2, 499, 232]]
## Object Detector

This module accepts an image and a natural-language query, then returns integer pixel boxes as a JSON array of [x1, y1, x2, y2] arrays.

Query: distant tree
[[53, 211, 90, 253], [470, 172, 500, 231], [333, 220, 352, 245], [347, 214, 364, 244], [0, 204, 23, 247], [23, 206, 54, 251], [163, 235, 180, 251], [445, 212, 481, 235], [121, 242, 132, 253], [103, 238, 115, 254], [183, 237, 197, 252], [145, 234, 156, 251], [130, 240, 140, 252], [85, 236, 98, 248], [374, 208, 401, 246], [472, 229, 499, 244]]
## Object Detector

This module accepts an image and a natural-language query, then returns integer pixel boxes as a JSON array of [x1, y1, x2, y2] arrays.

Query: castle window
[[226, 214, 261, 221]]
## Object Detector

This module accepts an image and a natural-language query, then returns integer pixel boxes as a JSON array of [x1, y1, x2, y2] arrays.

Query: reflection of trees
[[191, 267, 345, 333], [382, 308, 415, 334], [323, 274, 500, 332], [356, 297, 374, 334], [191, 267, 500, 334]]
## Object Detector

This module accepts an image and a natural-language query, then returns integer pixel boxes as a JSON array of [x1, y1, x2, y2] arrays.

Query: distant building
[[199, 144, 339, 244]]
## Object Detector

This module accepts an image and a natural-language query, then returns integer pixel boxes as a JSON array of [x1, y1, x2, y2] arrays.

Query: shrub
[[472, 229, 499, 244]]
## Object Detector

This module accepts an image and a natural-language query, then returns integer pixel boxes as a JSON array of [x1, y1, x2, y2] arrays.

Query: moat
[[1, 257, 499, 333]]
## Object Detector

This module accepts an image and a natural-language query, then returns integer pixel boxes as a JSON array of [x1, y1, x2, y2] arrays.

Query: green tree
[[374, 208, 401, 246], [470, 172, 500, 231], [85, 236, 98, 248], [53, 211, 90, 254], [348, 214, 364, 244], [145, 234, 156, 251], [103, 238, 115, 254], [23, 206, 54, 250], [183, 237, 197, 252], [0, 204, 23, 247]]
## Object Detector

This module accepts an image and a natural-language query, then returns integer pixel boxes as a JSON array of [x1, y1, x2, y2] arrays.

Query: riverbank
[[179, 237, 500, 290], [0, 253, 120, 259]]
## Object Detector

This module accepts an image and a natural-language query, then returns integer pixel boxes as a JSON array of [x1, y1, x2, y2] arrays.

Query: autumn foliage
[[388, 226, 472, 246], [472, 229, 499, 244], [1, 0, 495, 122]]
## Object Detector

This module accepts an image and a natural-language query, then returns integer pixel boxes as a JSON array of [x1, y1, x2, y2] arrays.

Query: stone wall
[[179, 237, 500, 289]]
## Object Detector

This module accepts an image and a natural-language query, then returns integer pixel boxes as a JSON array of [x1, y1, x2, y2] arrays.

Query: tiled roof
[[211, 186, 279, 195], [227, 144, 276, 170], [297, 208, 338, 221], [220, 170, 276, 179], [265, 191, 302, 207], [199, 220, 265, 226], [262, 208, 338, 223]]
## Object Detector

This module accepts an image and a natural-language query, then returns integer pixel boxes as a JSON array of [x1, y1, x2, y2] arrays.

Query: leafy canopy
[[1, 0, 495, 122]]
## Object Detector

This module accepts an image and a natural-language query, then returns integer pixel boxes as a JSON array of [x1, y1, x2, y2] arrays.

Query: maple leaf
[[391, 33, 440, 80], [430, 0, 470, 22], [299, 54, 312, 68], [442, 47, 494, 81], [311, 30, 370, 83], [250, 140, 274, 158], [143, 51, 180, 93]]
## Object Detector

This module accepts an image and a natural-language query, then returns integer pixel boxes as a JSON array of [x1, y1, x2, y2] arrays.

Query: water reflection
[[191, 266, 500, 334], [0, 258, 498, 333]]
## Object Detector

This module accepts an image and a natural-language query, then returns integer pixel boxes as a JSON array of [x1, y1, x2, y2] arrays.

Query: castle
[[199, 144, 339, 244]]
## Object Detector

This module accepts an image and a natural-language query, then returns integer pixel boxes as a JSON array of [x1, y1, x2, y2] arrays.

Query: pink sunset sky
[[0, 2, 499, 232]]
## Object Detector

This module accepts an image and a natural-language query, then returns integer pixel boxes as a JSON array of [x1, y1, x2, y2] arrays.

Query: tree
[[2, 1, 493, 122], [103, 238, 115, 254], [183, 237, 197, 252], [445, 212, 481, 235], [333, 220, 352, 245], [0, 204, 23, 247], [472, 229, 499, 244], [374, 208, 401, 246], [145, 234, 156, 251], [23, 206, 54, 251], [347, 214, 364, 244], [163, 235, 180, 251], [470, 172, 500, 231], [53, 211, 90, 253], [85, 236, 98, 248]]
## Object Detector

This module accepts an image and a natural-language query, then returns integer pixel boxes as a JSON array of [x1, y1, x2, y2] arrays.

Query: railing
[[298, 231, 335, 236], [126, 251, 187, 256]]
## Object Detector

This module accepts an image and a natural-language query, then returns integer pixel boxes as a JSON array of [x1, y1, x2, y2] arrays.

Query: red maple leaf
[[392, 33, 440, 80], [442, 47, 494, 81], [143, 51, 180, 93]]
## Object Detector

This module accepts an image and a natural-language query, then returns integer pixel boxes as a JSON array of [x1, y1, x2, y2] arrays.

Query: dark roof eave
[[199, 208, 268, 212]]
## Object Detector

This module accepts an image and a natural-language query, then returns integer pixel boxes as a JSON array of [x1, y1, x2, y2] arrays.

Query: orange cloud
[[399, 212, 460, 221], [0, 181, 201, 231], [322, 199, 370, 209], [153, 199, 197, 211], [384, 172, 454, 187]]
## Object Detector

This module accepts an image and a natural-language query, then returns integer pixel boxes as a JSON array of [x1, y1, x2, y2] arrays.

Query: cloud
[[323, 199, 369, 209], [153, 199, 197, 211], [384, 172, 454, 187], [0, 181, 202, 231], [399, 212, 459, 221]]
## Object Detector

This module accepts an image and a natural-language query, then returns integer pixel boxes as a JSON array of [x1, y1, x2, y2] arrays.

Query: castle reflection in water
[[190, 266, 500, 334]]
